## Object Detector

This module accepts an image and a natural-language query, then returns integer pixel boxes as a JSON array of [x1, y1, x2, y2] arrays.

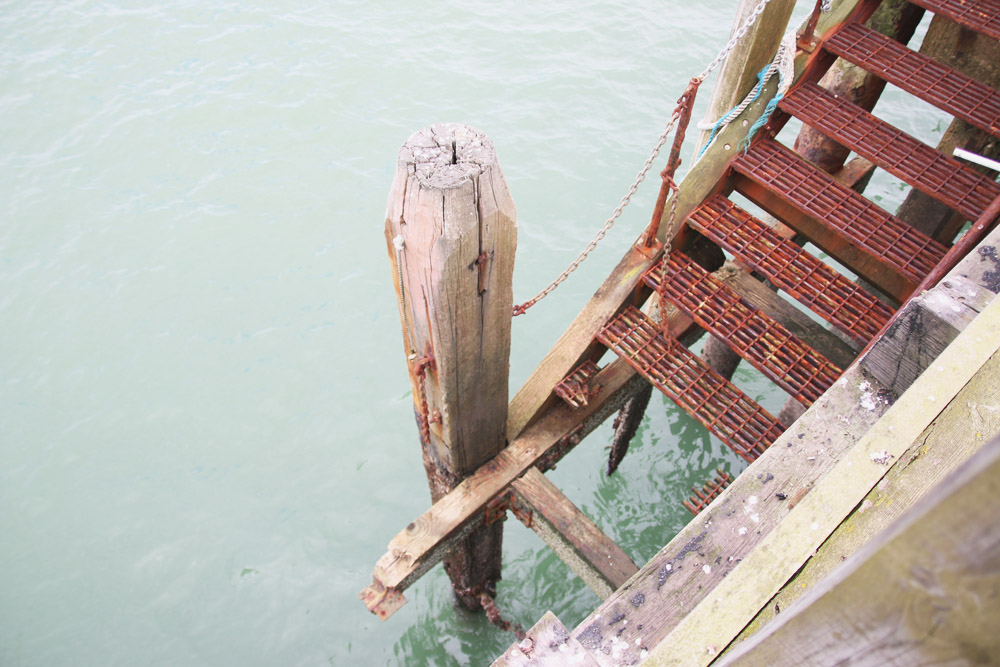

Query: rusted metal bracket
[[536, 425, 584, 473], [485, 488, 534, 528], [359, 579, 408, 621], [797, 0, 825, 51]]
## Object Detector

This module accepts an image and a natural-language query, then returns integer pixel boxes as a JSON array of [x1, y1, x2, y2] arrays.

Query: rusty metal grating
[[733, 138, 948, 283], [683, 468, 733, 516], [907, 0, 1000, 42], [826, 23, 1000, 139], [644, 252, 841, 406], [553, 360, 602, 409], [688, 195, 893, 345], [781, 82, 1000, 222], [597, 306, 783, 462]]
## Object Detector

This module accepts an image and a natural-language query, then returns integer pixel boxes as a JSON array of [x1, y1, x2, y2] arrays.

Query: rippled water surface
[[1, 2, 940, 665]]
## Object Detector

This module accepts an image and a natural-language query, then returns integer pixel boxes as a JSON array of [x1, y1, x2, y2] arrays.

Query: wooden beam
[[693, 0, 797, 158], [361, 358, 646, 619], [731, 348, 1000, 651], [640, 295, 1000, 667], [719, 434, 1000, 667], [510, 467, 638, 600], [860, 275, 996, 395], [492, 611, 602, 667]]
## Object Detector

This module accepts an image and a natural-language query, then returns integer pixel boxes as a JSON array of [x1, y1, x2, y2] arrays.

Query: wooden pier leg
[[384, 123, 517, 610]]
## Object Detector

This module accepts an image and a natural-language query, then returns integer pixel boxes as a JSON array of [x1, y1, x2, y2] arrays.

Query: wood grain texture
[[368, 359, 644, 596], [730, 349, 1000, 653], [568, 362, 894, 666], [492, 611, 602, 667], [385, 123, 516, 479], [511, 467, 638, 600], [719, 434, 1000, 667], [861, 276, 995, 396], [642, 296, 1000, 667]]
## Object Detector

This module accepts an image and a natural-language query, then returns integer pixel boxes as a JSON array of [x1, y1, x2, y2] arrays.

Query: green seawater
[[0, 2, 945, 665]]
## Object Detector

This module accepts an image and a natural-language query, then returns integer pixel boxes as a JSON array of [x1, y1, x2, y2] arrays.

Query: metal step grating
[[644, 252, 841, 406], [733, 138, 948, 284], [825, 23, 1000, 139], [781, 82, 1000, 222], [907, 0, 1000, 41], [688, 195, 893, 345], [597, 306, 783, 462], [683, 469, 733, 516]]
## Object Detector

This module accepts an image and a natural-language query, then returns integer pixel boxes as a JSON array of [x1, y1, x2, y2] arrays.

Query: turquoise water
[[1, 2, 940, 665]]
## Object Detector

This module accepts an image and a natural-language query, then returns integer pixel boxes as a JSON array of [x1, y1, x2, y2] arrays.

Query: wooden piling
[[384, 123, 517, 610], [693, 0, 796, 159]]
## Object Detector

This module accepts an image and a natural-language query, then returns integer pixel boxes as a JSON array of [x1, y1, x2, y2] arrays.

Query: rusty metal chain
[[512, 0, 779, 316]]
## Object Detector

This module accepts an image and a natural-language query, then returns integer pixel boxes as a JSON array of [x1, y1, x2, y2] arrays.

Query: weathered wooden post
[[384, 123, 517, 610]]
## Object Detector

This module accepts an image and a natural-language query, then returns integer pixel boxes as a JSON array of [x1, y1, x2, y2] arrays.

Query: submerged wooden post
[[384, 123, 516, 610]]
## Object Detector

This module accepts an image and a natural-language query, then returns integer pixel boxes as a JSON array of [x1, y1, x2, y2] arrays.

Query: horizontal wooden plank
[[730, 347, 1000, 653], [569, 362, 894, 666], [719, 434, 1000, 666], [492, 611, 602, 667], [641, 295, 1000, 667], [511, 467, 638, 600]]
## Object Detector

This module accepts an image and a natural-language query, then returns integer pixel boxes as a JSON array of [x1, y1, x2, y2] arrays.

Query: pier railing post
[[384, 123, 517, 610]]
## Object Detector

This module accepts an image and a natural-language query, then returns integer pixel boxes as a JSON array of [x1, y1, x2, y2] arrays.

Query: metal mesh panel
[[688, 195, 893, 345], [826, 23, 1000, 139], [907, 0, 1000, 42], [644, 252, 841, 406], [781, 82, 1000, 221], [597, 306, 783, 461], [733, 138, 947, 282]]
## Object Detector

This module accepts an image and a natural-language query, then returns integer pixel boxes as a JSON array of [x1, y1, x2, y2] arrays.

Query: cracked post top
[[399, 123, 497, 190]]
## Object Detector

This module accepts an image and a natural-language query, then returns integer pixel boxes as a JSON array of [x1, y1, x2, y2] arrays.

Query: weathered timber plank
[[950, 223, 1000, 295], [511, 467, 638, 600], [569, 361, 894, 666], [362, 358, 644, 614], [492, 611, 602, 667], [730, 349, 1000, 653], [860, 276, 996, 395], [718, 434, 1000, 666], [567, 296, 1000, 665], [641, 296, 1000, 667], [693, 0, 796, 157]]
